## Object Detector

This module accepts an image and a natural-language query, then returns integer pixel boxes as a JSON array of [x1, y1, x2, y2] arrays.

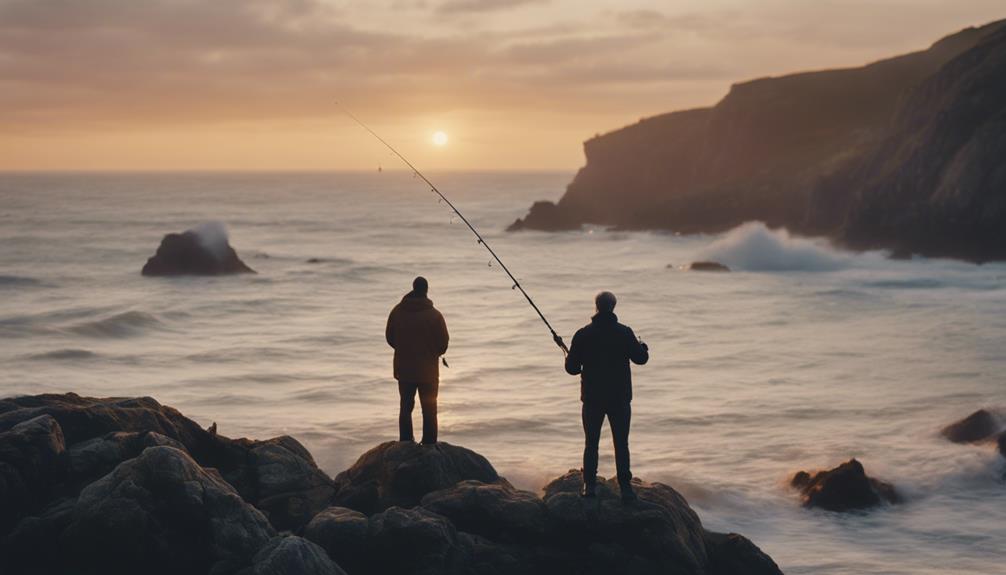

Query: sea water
[[1, 172, 1004, 574]]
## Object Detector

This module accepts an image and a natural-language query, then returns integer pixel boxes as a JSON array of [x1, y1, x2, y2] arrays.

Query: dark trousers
[[399, 380, 438, 444], [582, 401, 631, 485]]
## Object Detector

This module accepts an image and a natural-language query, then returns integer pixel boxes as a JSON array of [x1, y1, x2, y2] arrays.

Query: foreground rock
[[999, 433, 1005, 458], [791, 459, 900, 511], [142, 225, 255, 276], [0, 393, 333, 532], [332, 440, 502, 515], [1, 393, 781, 575], [239, 535, 346, 575], [941, 409, 1003, 443], [0, 415, 66, 531], [310, 471, 781, 575], [62, 446, 275, 574]]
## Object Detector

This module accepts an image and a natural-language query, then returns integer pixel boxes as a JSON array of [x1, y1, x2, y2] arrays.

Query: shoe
[[619, 483, 637, 503], [580, 481, 597, 498]]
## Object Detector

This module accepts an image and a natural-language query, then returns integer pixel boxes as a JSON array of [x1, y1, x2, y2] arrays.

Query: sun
[[432, 131, 448, 146]]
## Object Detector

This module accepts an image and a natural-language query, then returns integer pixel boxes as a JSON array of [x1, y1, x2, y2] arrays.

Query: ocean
[[1, 171, 1004, 574]]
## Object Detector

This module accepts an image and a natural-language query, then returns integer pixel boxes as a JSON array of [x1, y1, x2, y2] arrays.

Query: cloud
[[0, 0, 1002, 144], [437, 0, 549, 15]]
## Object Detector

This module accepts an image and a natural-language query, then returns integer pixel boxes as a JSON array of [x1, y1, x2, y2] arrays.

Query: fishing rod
[[338, 102, 569, 355]]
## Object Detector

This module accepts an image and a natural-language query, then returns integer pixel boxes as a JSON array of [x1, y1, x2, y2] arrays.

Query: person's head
[[412, 276, 429, 297], [595, 291, 617, 314]]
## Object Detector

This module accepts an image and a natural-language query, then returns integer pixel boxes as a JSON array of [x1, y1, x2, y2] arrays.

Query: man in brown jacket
[[386, 276, 449, 444]]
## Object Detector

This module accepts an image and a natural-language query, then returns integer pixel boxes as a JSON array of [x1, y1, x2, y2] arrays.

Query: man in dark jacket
[[565, 291, 649, 501], [386, 276, 449, 445]]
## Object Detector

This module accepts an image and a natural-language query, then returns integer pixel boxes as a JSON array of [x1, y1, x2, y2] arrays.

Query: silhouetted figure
[[565, 291, 649, 502], [386, 276, 449, 444]]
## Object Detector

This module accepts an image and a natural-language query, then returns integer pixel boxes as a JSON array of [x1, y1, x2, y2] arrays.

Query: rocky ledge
[[0, 393, 781, 575]]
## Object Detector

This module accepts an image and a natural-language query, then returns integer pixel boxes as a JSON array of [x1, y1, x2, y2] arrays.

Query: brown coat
[[386, 295, 449, 383]]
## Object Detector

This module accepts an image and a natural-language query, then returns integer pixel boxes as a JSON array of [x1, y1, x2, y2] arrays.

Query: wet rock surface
[[791, 458, 900, 511], [1, 393, 781, 575], [332, 440, 502, 515], [941, 409, 1002, 443]]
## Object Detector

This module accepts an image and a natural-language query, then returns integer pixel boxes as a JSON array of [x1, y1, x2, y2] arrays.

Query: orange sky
[[1, 0, 1003, 171]]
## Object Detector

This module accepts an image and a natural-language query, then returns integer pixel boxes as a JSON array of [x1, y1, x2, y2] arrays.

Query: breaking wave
[[66, 311, 163, 338], [700, 222, 851, 272]]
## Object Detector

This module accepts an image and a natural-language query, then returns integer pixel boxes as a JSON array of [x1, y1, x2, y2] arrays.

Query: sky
[[1, 0, 1003, 171]]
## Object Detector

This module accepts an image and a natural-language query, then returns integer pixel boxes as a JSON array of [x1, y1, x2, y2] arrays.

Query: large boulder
[[332, 441, 502, 514], [305, 505, 466, 575], [67, 430, 183, 489], [421, 480, 547, 543], [998, 432, 1005, 458], [0, 394, 216, 459], [0, 415, 67, 531], [60, 446, 276, 575], [703, 531, 784, 575], [941, 409, 1002, 443], [238, 535, 346, 575], [142, 224, 255, 276], [0, 394, 335, 532], [1, 497, 76, 574], [541, 470, 709, 574], [304, 507, 371, 574], [240, 436, 336, 531], [791, 459, 900, 511]]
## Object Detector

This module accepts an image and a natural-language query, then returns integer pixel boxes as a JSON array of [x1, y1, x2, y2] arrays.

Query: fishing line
[[337, 102, 569, 354]]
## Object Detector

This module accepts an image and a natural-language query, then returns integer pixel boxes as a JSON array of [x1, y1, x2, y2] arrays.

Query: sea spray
[[191, 221, 231, 261], [700, 222, 850, 272]]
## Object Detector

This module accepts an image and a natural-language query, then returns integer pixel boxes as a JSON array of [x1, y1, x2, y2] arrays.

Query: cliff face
[[820, 26, 1006, 261], [510, 20, 1006, 261]]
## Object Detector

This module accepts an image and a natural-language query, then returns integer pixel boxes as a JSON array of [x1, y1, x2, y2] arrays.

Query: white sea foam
[[700, 222, 851, 272]]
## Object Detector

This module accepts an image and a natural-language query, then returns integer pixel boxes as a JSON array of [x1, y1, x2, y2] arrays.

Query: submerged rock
[[688, 261, 731, 272], [791, 459, 900, 511], [142, 225, 255, 276], [941, 409, 1002, 443], [332, 441, 502, 515]]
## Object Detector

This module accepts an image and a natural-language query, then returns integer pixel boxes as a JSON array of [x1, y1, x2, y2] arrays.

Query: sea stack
[[142, 223, 255, 276]]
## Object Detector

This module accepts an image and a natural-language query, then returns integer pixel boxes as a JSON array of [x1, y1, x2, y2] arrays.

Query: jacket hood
[[591, 311, 618, 324], [399, 294, 434, 311]]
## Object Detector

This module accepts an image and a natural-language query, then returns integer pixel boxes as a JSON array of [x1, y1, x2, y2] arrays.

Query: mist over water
[[1, 172, 1004, 574]]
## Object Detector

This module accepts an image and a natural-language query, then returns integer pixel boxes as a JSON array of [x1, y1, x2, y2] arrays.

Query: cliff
[[509, 19, 1006, 261], [816, 24, 1006, 261], [0, 393, 781, 575]]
